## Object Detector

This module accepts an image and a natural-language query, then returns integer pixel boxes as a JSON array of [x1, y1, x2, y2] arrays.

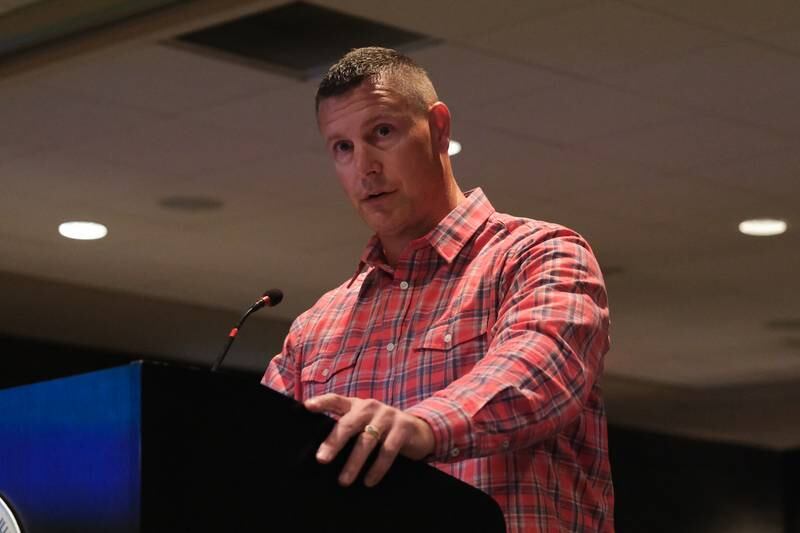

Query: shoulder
[[487, 210, 594, 258], [479, 211, 606, 302]]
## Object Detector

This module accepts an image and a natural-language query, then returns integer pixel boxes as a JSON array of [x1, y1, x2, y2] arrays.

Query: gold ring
[[363, 424, 381, 441]]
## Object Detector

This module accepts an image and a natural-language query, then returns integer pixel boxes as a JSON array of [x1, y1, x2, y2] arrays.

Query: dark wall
[[0, 334, 135, 389], [786, 450, 800, 533], [0, 334, 259, 390], [0, 269, 290, 379], [610, 426, 788, 533]]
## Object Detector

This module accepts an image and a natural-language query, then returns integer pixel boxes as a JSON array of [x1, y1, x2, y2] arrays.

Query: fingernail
[[364, 476, 375, 487], [339, 472, 351, 485], [316, 447, 330, 462]]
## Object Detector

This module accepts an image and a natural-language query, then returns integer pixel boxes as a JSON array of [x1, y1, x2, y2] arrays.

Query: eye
[[333, 140, 353, 154], [375, 124, 393, 137]]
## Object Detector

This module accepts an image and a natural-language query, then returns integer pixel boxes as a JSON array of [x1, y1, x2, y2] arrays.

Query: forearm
[[406, 330, 601, 461]]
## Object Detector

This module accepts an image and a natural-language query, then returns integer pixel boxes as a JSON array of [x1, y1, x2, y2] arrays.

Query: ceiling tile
[[754, 26, 800, 54], [451, 120, 649, 202], [720, 90, 800, 137], [603, 41, 800, 123], [470, 1, 729, 76], [410, 43, 567, 111], [689, 147, 800, 199], [579, 116, 792, 172], [64, 113, 272, 179], [178, 79, 321, 152], [620, 0, 800, 36], [191, 148, 336, 199], [0, 0, 40, 17], [0, 159, 207, 247], [463, 79, 688, 145], [577, 172, 795, 235], [40, 44, 293, 115], [0, 141, 39, 162], [0, 83, 162, 149]]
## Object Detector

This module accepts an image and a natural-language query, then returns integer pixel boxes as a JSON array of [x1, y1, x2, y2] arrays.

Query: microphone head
[[262, 288, 283, 307]]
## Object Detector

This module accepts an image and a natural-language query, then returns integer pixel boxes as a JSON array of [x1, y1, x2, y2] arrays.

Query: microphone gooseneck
[[211, 288, 284, 372]]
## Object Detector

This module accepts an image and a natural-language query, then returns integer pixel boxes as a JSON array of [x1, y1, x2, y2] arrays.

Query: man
[[262, 47, 613, 532]]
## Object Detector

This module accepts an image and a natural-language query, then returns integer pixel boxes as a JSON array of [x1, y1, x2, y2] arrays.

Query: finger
[[315, 405, 373, 464], [304, 393, 352, 417], [337, 423, 384, 486], [363, 424, 405, 487]]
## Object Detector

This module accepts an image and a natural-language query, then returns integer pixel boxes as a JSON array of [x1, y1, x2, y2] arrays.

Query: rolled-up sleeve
[[405, 228, 610, 462]]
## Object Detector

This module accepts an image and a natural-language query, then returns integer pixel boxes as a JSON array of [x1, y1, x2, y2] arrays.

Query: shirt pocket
[[300, 346, 360, 398], [412, 315, 489, 394]]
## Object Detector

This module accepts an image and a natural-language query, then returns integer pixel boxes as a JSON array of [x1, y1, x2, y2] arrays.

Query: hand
[[304, 394, 435, 487]]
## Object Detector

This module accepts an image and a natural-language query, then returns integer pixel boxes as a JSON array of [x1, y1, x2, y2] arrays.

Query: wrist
[[405, 415, 435, 460]]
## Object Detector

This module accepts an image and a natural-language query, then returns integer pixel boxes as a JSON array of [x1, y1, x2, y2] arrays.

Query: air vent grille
[[175, 1, 434, 79]]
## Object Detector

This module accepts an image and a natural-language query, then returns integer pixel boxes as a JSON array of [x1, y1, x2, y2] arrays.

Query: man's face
[[317, 78, 449, 244]]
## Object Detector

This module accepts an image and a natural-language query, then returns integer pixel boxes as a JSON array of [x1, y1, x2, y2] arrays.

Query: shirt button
[[399, 281, 409, 290], [444, 333, 453, 343], [502, 440, 510, 449], [386, 342, 396, 352], [321, 368, 330, 377], [450, 448, 460, 458]]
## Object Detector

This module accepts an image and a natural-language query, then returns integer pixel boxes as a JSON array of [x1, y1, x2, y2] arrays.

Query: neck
[[380, 181, 465, 267]]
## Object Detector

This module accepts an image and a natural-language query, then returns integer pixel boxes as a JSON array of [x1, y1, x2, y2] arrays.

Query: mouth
[[363, 191, 394, 202]]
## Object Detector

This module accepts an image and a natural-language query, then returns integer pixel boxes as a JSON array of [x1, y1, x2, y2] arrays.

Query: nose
[[354, 144, 382, 178]]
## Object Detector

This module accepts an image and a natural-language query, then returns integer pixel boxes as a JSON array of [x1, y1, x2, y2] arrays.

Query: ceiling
[[1, 0, 799, 449]]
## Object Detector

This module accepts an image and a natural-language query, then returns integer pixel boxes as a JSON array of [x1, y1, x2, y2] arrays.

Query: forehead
[[317, 79, 415, 136]]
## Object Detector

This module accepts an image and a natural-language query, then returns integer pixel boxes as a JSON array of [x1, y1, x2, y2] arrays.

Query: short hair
[[315, 46, 438, 115]]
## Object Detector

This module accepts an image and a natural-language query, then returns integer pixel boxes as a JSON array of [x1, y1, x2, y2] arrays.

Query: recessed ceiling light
[[738, 218, 787, 237], [448, 140, 462, 156], [159, 195, 223, 212], [58, 221, 108, 240]]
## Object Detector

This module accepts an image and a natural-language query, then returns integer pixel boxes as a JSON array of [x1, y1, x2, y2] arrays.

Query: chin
[[362, 213, 397, 233]]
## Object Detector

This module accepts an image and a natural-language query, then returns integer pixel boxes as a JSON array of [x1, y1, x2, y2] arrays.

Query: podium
[[0, 361, 506, 532]]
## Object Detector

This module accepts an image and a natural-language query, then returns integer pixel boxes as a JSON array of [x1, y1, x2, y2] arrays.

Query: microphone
[[211, 288, 283, 372]]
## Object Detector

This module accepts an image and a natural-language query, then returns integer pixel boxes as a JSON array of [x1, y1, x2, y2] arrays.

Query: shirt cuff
[[406, 395, 475, 462]]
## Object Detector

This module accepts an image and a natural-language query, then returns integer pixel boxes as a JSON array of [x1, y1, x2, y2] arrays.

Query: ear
[[428, 101, 452, 155]]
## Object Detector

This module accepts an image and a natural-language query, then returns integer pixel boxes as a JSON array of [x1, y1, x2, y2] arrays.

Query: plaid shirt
[[262, 189, 613, 532]]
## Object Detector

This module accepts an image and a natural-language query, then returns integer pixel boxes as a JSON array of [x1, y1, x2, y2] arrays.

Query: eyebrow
[[363, 112, 410, 132], [324, 112, 407, 145]]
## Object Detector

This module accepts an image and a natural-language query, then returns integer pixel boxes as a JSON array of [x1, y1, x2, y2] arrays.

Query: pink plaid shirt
[[262, 189, 613, 532]]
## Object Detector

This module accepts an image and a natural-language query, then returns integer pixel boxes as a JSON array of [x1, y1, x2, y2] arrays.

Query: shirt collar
[[347, 188, 495, 287]]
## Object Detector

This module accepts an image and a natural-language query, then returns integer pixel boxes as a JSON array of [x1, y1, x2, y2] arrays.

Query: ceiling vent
[[172, 1, 436, 80], [765, 319, 800, 331]]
